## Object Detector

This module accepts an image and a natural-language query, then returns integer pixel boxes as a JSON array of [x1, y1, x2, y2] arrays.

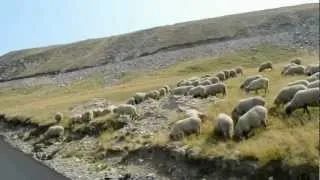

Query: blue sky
[[0, 0, 317, 55]]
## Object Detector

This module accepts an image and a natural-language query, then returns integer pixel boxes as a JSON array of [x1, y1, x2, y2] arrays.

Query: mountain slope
[[0, 3, 318, 80]]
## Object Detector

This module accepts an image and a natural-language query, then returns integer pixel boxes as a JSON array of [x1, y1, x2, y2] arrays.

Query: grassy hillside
[[0, 44, 319, 166], [0, 3, 318, 80]]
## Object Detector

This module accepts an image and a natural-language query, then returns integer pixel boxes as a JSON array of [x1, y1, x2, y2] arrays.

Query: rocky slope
[[0, 3, 318, 83]]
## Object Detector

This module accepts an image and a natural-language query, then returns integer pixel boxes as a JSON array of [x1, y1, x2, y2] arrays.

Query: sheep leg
[[304, 106, 311, 119]]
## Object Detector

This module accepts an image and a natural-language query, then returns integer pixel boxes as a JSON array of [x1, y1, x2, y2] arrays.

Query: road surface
[[0, 137, 70, 180]]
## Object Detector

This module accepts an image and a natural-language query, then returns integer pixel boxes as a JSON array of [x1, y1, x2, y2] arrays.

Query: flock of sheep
[[169, 58, 319, 141], [41, 58, 319, 143]]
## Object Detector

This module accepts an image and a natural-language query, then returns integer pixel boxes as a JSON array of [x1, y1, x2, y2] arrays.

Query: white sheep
[[126, 97, 136, 105], [244, 77, 269, 94], [307, 80, 319, 89], [43, 125, 64, 139], [234, 105, 268, 140], [163, 85, 171, 94], [235, 66, 243, 75], [54, 112, 63, 123], [184, 109, 207, 122], [304, 64, 320, 76], [199, 79, 212, 86], [258, 61, 273, 72], [159, 88, 167, 97], [191, 80, 200, 86], [307, 72, 319, 82], [216, 72, 226, 81], [285, 88, 320, 117], [229, 69, 237, 78], [205, 83, 227, 97], [208, 76, 219, 84], [82, 110, 94, 122], [240, 75, 262, 90], [283, 65, 305, 76], [113, 104, 139, 120], [177, 80, 192, 87], [169, 117, 201, 141], [188, 86, 206, 98], [290, 57, 302, 65], [273, 84, 307, 107], [281, 63, 297, 74], [71, 114, 83, 125], [213, 113, 234, 139], [134, 92, 147, 104], [231, 96, 265, 123], [146, 90, 160, 100], [172, 86, 193, 96], [288, 80, 309, 87], [92, 108, 110, 118], [222, 70, 230, 79]]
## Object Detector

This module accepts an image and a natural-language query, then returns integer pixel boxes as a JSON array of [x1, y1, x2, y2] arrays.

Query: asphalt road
[[0, 137, 70, 180]]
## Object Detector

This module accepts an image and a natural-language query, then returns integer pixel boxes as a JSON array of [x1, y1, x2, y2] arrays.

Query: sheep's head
[[285, 104, 293, 115], [244, 87, 250, 93], [231, 109, 238, 122], [273, 98, 280, 106], [198, 113, 208, 123]]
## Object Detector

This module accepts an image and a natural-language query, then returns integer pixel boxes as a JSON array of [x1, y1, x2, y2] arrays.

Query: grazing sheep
[[199, 79, 212, 86], [188, 86, 206, 98], [281, 63, 297, 74], [177, 80, 192, 87], [146, 90, 161, 100], [307, 72, 319, 82], [205, 83, 227, 97], [283, 65, 305, 76], [208, 76, 219, 84], [222, 70, 230, 79], [172, 86, 193, 96], [134, 92, 147, 104], [258, 61, 273, 72], [54, 112, 63, 123], [285, 88, 320, 116], [213, 113, 234, 139], [288, 80, 309, 87], [184, 109, 207, 122], [92, 108, 110, 118], [305, 64, 320, 76], [126, 97, 136, 105], [234, 105, 268, 140], [82, 110, 94, 122], [216, 72, 226, 81], [113, 104, 139, 120], [43, 125, 64, 139], [274, 85, 307, 107], [159, 88, 167, 97], [163, 85, 171, 94], [191, 80, 200, 86], [229, 69, 237, 78], [169, 117, 201, 141], [240, 75, 262, 90], [244, 77, 269, 94], [307, 80, 319, 89], [71, 114, 83, 125], [290, 57, 302, 65], [231, 96, 266, 123], [235, 66, 243, 75]]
